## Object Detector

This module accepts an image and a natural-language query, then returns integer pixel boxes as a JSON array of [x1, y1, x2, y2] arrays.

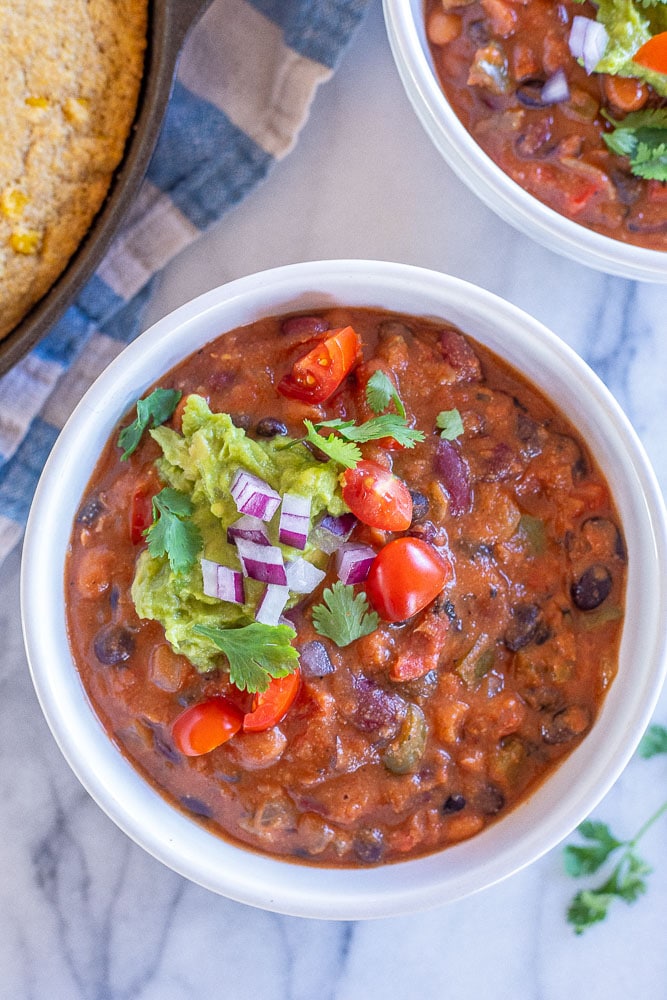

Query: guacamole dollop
[[131, 395, 347, 672]]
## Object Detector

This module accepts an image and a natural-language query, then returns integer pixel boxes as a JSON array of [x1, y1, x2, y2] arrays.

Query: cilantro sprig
[[436, 408, 464, 440], [602, 109, 667, 182], [117, 387, 181, 459], [311, 581, 380, 647], [563, 723, 667, 934], [145, 487, 202, 574], [193, 621, 299, 692], [365, 369, 407, 418]]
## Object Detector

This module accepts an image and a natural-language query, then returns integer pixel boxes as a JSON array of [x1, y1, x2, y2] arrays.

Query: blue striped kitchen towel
[[0, 0, 370, 563]]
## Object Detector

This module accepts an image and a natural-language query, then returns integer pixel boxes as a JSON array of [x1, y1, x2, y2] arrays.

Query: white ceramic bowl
[[22, 260, 667, 918], [383, 0, 667, 282]]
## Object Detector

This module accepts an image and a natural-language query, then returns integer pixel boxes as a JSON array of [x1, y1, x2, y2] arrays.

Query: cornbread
[[0, 0, 148, 339]]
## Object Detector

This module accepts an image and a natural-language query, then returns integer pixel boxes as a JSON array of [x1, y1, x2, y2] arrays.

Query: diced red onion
[[569, 16, 608, 74], [230, 469, 281, 521], [310, 512, 357, 554], [227, 514, 270, 547], [335, 542, 376, 585], [201, 558, 245, 604], [285, 557, 326, 594], [255, 584, 290, 626], [235, 538, 287, 585], [279, 493, 311, 549], [541, 69, 570, 105], [299, 640, 335, 678]]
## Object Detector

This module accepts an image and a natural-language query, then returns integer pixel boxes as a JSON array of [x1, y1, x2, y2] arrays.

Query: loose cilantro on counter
[[563, 723, 667, 934], [117, 387, 181, 459], [312, 581, 380, 647], [193, 621, 299, 692]]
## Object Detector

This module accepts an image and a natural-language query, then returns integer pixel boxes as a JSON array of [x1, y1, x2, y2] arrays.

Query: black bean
[[230, 413, 252, 431], [76, 497, 105, 527], [432, 596, 462, 631], [108, 585, 120, 613], [151, 726, 181, 764], [255, 417, 288, 438], [94, 624, 135, 666], [610, 169, 642, 206], [180, 796, 213, 818], [571, 564, 612, 611], [409, 490, 430, 524], [582, 516, 626, 561], [505, 603, 543, 652], [516, 78, 546, 107], [353, 827, 384, 864], [541, 705, 591, 745], [299, 640, 335, 678], [476, 784, 505, 816], [443, 794, 466, 815], [468, 18, 490, 45]]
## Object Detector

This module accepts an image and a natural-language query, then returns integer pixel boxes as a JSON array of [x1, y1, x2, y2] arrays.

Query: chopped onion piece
[[300, 640, 335, 678], [227, 514, 270, 546], [235, 538, 287, 585], [541, 69, 570, 105], [286, 557, 326, 594], [255, 584, 290, 626], [201, 558, 245, 604], [230, 469, 281, 521], [335, 542, 376, 585], [279, 493, 311, 549], [569, 16, 608, 74], [310, 512, 357, 554]]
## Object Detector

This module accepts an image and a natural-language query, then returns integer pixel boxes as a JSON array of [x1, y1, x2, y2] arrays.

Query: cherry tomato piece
[[129, 483, 155, 545], [633, 31, 667, 74], [243, 669, 301, 733], [172, 697, 244, 756], [365, 537, 451, 622], [341, 460, 413, 531], [278, 326, 362, 403]]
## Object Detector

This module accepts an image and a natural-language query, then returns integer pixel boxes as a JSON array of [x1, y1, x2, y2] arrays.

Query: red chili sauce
[[65, 308, 626, 865], [424, 0, 667, 250]]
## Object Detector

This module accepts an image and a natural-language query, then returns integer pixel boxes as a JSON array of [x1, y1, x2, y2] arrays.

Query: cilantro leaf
[[637, 723, 667, 758], [311, 581, 379, 647], [193, 621, 299, 692], [302, 420, 362, 468], [146, 487, 202, 574], [567, 888, 617, 935], [436, 408, 464, 440], [365, 369, 406, 418], [563, 820, 624, 876], [602, 109, 667, 182], [117, 387, 181, 459], [314, 414, 425, 449]]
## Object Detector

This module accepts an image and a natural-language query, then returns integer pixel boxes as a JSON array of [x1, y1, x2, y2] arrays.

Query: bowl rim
[[382, 0, 667, 283], [21, 259, 667, 918]]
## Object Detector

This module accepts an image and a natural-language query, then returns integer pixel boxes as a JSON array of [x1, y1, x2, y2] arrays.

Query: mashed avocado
[[131, 395, 347, 672], [592, 0, 667, 96]]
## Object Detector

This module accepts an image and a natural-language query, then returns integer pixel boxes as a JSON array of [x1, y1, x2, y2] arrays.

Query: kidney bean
[[280, 315, 329, 338], [433, 439, 472, 515], [439, 327, 482, 381], [571, 564, 613, 611], [348, 676, 406, 737], [300, 640, 335, 678]]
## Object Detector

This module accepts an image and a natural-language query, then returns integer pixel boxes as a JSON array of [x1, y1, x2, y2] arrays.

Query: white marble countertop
[[3, 1, 667, 996]]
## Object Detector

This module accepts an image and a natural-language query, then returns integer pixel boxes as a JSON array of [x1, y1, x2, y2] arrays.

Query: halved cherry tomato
[[243, 669, 301, 733], [633, 31, 667, 74], [172, 697, 244, 756], [129, 483, 155, 545], [341, 460, 412, 531], [277, 326, 362, 403], [365, 536, 451, 622]]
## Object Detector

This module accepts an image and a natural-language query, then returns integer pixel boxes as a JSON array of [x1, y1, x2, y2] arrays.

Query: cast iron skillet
[[0, 0, 213, 375]]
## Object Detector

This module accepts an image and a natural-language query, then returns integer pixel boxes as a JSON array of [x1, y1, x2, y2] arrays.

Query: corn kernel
[[25, 96, 49, 108], [10, 229, 42, 255], [1, 188, 29, 221]]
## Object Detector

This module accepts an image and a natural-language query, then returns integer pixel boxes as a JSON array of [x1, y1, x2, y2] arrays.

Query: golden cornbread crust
[[0, 0, 148, 339]]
